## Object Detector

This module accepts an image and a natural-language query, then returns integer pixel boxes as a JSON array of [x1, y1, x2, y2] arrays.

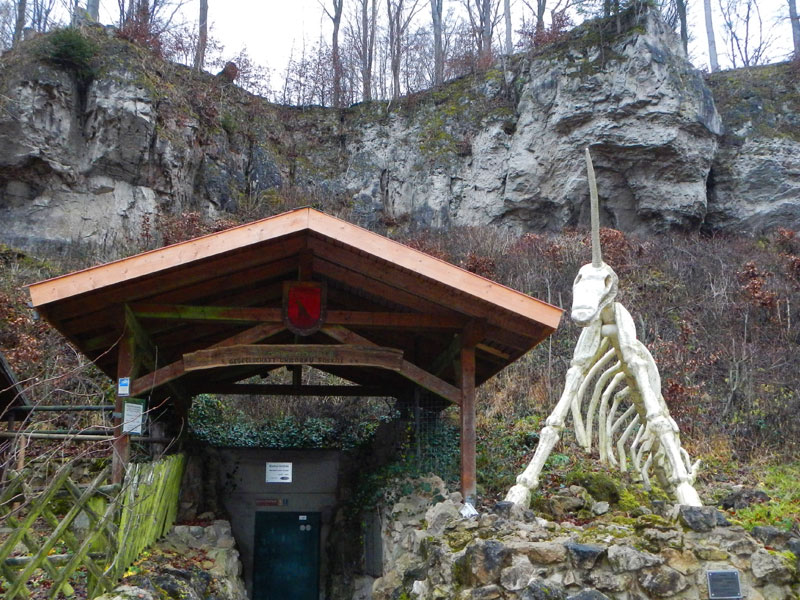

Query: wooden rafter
[[322, 325, 461, 405], [183, 344, 405, 372], [130, 323, 286, 397]]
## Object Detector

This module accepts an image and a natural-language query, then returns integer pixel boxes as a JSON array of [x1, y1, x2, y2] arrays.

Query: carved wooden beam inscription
[[183, 344, 404, 371]]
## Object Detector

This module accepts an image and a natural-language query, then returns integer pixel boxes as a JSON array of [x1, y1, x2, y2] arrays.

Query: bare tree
[[347, 0, 378, 100], [117, 0, 187, 36], [462, 0, 498, 58], [321, 0, 345, 107], [430, 0, 444, 84], [704, 0, 720, 70], [789, 0, 800, 58], [386, 0, 423, 99], [194, 0, 208, 69], [718, 0, 774, 67], [0, 1, 14, 48]]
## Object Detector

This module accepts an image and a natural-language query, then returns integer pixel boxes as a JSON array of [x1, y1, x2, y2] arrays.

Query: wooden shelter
[[28, 208, 562, 499]]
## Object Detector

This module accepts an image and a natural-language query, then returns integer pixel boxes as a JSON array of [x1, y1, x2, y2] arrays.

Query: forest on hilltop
[[1, 0, 799, 104]]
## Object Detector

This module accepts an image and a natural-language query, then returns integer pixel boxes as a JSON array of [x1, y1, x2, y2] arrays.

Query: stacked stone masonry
[[367, 478, 800, 600]]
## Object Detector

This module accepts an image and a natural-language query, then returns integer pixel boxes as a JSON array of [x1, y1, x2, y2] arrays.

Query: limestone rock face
[[705, 64, 800, 232], [340, 8, 721, 234], [0, 61, 281, 253], [1, 11, 798, 255]]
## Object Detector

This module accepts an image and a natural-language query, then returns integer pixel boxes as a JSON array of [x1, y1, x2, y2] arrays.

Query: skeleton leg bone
[[505, 323, 604, 507]]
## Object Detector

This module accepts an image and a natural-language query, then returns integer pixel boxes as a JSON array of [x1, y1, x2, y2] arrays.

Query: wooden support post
[[460, 343, 476, 504], [112, 328, 135, 484]]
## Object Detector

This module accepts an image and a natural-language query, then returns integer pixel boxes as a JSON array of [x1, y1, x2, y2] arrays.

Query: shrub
[[43, 28, 97, 83]]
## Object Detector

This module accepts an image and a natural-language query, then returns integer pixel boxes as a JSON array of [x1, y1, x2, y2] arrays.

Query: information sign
[[707, 570, 742, 600], [118, 377, 130, 397], [266, 462, 293, 483], [122, 399, 144, 434]]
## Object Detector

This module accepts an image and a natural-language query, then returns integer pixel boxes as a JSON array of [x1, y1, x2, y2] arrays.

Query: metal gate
[[252, 511, 321, 600]]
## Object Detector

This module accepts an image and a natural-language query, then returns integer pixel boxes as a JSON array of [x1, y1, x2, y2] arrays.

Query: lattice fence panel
[[0, 454, 185, 600]]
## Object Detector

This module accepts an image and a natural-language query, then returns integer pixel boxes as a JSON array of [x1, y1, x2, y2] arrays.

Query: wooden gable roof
[[28, 208, 562, 404]]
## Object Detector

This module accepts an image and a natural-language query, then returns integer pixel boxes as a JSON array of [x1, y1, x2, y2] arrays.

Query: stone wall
[[93, 520, 247, 600], [368, 477, 799, 600]]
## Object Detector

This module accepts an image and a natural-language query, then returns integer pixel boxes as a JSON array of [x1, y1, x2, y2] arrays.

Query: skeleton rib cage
[[567, 319, 698, 496]]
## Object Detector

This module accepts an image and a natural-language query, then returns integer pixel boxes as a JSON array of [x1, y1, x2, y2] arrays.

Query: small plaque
[[118, 377, 130, 397], [707, 570, 742, 599], [266, 462, 292, 483], [122, 399, 144, 434]]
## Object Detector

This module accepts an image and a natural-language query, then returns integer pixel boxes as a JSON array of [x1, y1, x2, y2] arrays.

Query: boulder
[[500, 554, 536, 591], [607, 544, 664, 572], [750, 548, 794, 584], [678, 506, 728, 532], [520, 580, 567, 600], [638, 565, 689, 596], [564, 541, 607, 569]]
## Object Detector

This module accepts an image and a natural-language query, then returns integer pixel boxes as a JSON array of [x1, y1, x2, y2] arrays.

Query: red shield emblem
[[283, 282, 326, 335]]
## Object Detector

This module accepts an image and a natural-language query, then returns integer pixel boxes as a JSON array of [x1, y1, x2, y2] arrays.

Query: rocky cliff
[[0, 8, 798, 253]]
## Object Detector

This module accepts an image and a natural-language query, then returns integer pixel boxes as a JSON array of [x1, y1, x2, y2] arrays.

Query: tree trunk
[[87, 0, 100, 20], [137, 0, 149, 25], [360, 0, 377, 101], [675, 0, 688, 53], [704, 0, 720, 70], [13, 0, 26, 45], [480, 0, 492, 58], [194, 0, 208, 70], [431, 0, 444, 84], [537, 0, 546, 38], [789, 0, 800, 58], [504, 0, 512, 53], [327, 0, 344, 107]]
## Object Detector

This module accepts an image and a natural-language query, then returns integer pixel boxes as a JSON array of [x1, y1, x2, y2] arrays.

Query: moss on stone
[[446, 529, 473, 552], [707, 62, 800, 142], [566, 470, 621, 503]]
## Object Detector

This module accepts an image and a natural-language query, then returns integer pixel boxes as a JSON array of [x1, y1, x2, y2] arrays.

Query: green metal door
[[253, 511, 320, 600]]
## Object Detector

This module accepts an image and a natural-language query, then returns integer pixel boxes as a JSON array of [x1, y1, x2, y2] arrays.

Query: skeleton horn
[[585, 147, 602, 267]]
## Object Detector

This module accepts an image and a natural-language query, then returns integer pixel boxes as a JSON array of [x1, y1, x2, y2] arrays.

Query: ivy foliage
[[188, 394, 384, 450], [349, 417, 461, 513]]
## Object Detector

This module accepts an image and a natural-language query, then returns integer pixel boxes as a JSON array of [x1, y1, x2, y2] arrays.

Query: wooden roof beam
[[123, 305, 189, 404], [196, 383, 396, 397], [130, 303, 465, 330], [130, 323, 285, 397], [182, 344, 405, 372], [308, 237, 555, 342], [322, 325, 461, 405]]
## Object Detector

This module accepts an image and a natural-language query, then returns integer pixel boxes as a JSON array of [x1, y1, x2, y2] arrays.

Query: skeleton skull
[[571, 263, 618, 326]]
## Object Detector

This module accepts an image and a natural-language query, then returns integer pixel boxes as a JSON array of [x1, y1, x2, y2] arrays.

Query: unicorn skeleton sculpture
[[505, 149, 702, 508]]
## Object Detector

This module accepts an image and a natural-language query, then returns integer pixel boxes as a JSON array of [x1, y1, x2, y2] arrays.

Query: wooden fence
[[0, 454, 185, 599]]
